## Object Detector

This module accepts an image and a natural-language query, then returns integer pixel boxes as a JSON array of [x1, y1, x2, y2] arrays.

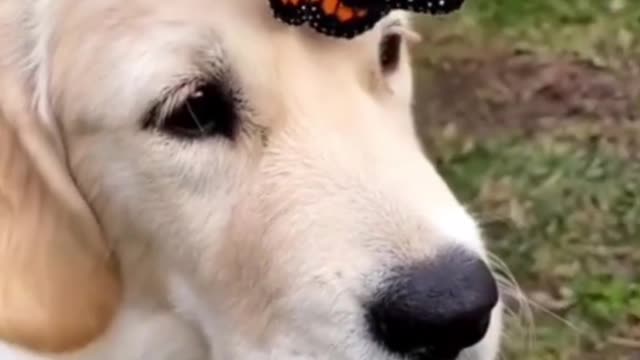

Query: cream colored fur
[[0, 0, 503, 359]]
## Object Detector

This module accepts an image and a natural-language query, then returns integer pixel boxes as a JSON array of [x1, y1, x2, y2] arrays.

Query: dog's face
[[3, 0, 502, 359]]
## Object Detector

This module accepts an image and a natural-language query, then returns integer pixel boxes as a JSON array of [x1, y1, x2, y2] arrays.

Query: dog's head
[[0, 0, 502, 359]]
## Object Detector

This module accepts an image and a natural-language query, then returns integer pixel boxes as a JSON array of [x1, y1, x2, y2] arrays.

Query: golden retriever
[[0, 0, 503, 359]]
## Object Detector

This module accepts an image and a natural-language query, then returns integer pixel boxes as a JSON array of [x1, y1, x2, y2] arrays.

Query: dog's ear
[[0, 45, 123, 355]]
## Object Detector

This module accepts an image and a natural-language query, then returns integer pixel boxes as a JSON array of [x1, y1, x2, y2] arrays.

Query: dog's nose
[[366, 249, 499, 360]]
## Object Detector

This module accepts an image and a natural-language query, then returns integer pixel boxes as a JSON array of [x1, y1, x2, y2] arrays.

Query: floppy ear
[[0, 48, 122, 355]]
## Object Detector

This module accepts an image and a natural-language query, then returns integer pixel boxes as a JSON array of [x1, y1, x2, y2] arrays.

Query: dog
[[0, 0, 503, 359]]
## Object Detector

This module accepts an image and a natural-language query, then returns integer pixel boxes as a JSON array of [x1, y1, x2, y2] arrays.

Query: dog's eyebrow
[[136, 33, 231, 122]]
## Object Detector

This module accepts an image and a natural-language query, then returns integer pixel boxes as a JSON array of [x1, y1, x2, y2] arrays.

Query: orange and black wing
[[388, 0, 465, 14], [269, 0, 466, 39], [269, 0, 388, 39], [343, 0, 465, 13], [306, 0, 388, 38], [269, 0, 310, 25]]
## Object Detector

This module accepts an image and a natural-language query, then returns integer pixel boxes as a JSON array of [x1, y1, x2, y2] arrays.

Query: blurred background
[[411, 1, 640, 359]]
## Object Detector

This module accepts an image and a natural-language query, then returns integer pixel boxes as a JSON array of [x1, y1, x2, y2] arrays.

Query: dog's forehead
[[48, 0, 408, 128], [56, 0, 405, 47], [52, 0, 408, 76]]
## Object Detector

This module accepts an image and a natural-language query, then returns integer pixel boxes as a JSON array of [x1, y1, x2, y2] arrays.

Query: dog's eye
[[379, 32, 403, 74], [149, 82, 237, 139]]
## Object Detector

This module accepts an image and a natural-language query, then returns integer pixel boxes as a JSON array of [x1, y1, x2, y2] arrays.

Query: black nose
[[366, 249, 499, 360]]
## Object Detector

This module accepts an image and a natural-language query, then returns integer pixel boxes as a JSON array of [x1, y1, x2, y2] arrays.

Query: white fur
[[0, 0, 502, 359]]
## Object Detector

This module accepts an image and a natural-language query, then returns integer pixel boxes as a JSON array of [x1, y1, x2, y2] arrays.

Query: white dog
[[0, 0, 503, 359]]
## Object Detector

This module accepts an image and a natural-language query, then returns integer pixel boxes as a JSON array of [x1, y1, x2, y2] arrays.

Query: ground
[[411, 1, 640, 359]]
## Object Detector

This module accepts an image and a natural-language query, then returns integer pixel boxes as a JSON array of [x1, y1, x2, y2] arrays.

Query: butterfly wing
[[306, 0, 388, 38], [389, 0, 465, 14], [269, 0, 310, 25], [269, 0, 464, 39], [341, 0, 386, 8]]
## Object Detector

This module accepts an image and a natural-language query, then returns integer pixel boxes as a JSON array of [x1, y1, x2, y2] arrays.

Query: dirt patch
[[414, 50, 640, 137]]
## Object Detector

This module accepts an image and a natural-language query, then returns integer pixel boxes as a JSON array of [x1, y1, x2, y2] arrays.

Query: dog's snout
[[366, 249, 499, 360]]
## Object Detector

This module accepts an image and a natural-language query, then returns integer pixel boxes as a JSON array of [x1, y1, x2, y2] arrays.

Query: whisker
[[522, 294, 583, 335], [487, 252, 536, 353], [486, 251, 590, 358]]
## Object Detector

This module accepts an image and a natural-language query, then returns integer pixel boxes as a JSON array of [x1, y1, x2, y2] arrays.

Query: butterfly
[[269, 0, 465, 39]]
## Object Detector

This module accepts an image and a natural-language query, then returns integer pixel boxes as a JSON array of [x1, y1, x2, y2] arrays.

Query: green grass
[[464, 0, 640, 37], [412, 0, 640, 358], [427, 123, 640, 359], [417, 0, 640, 67]]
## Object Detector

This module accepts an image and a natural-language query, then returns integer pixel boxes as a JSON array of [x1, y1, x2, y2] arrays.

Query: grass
[[427, 123, 640, 359], [411, 0, 640, 358], [465, 0, 640, 53], [417, 0, 640, 66]]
